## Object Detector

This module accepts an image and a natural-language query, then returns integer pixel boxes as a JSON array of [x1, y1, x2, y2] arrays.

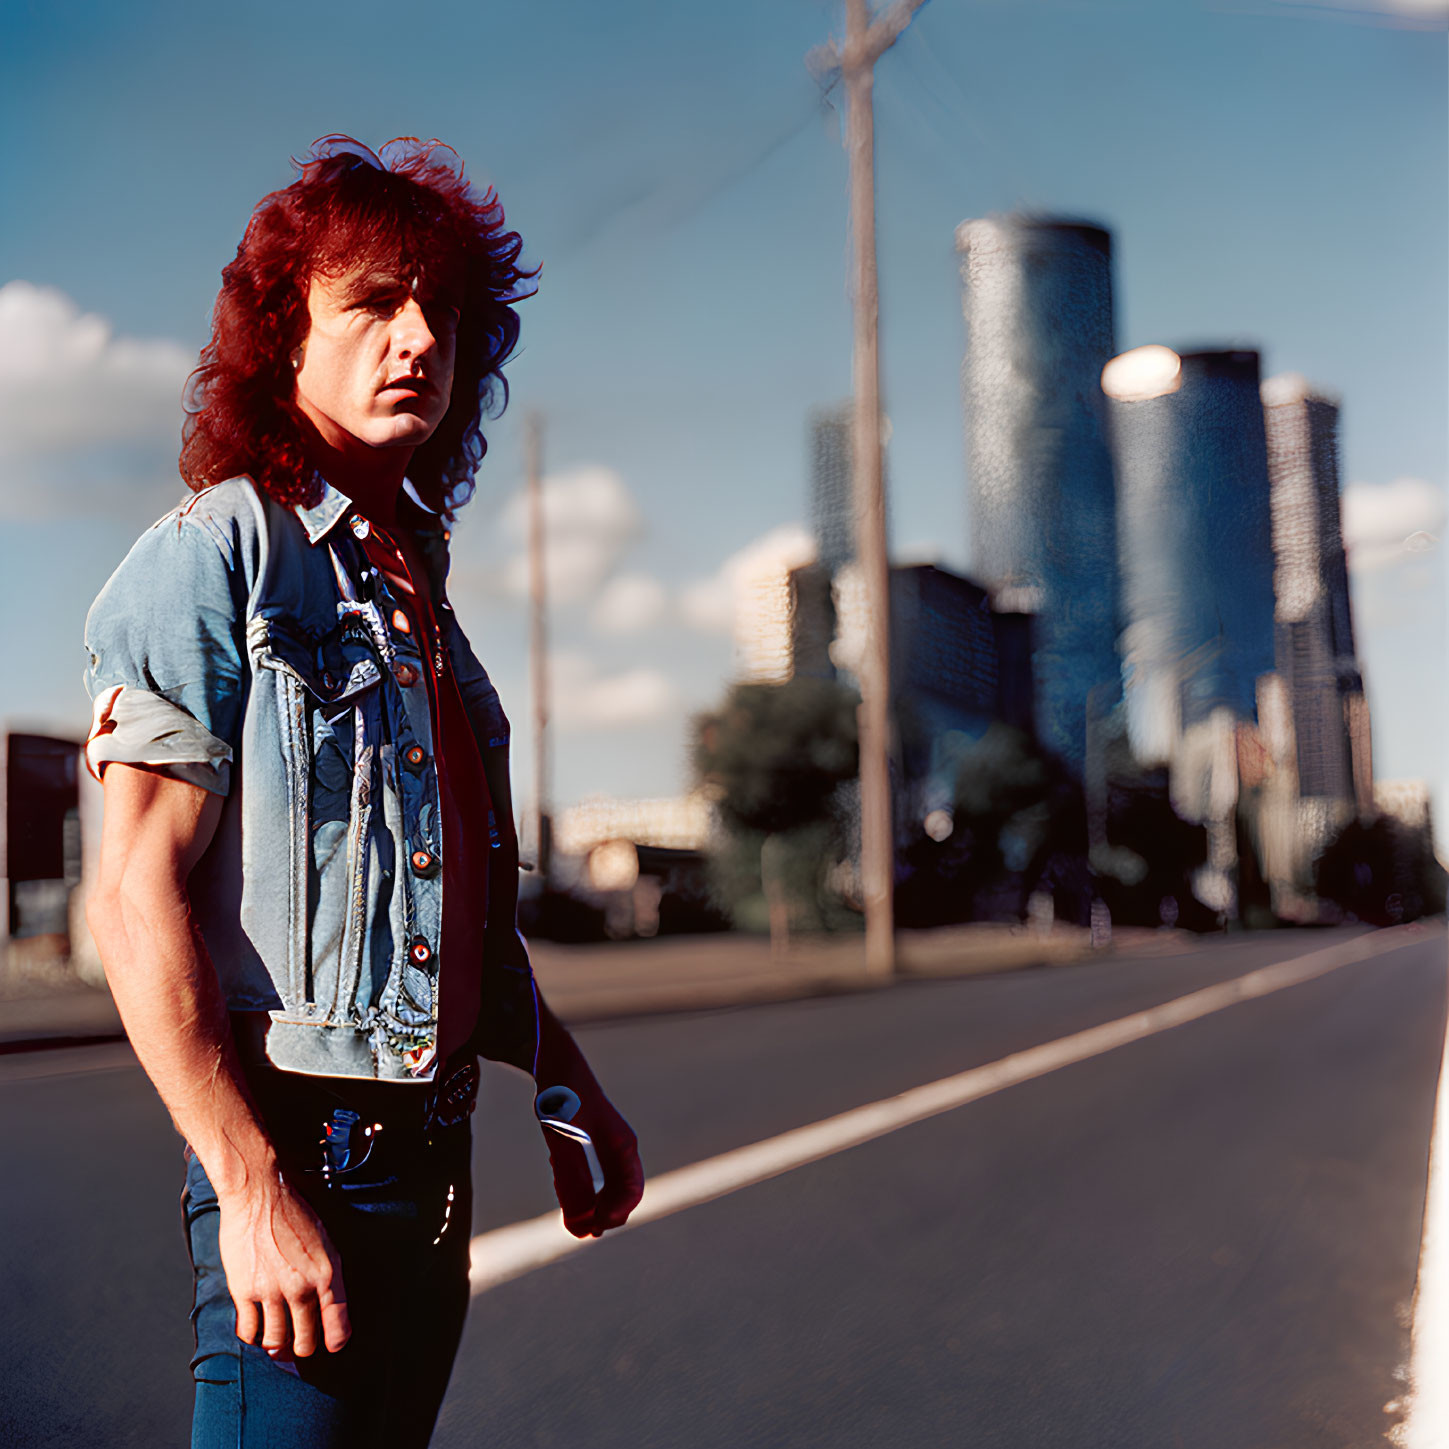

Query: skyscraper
[[1109, 348, 1279, 764], [809, 404, 855, 576], [956, 215, 1121, 769], [1262, 373, 1371, 810]]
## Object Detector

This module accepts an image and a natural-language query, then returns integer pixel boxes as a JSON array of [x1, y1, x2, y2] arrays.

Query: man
[[83, 137, 644, 1447]]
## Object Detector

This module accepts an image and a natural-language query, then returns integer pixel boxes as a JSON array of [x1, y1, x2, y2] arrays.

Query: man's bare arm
[[86, 763, 350, 1358]]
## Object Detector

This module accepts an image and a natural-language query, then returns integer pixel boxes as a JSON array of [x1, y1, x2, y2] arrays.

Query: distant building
[[809, 404, 855, 575], [3, 732, 81, 932], [891, 564, 1035, 808], [2, 730, 94, 981], [1109, 348, 1278, 768], [890, 564, 1032, 731], [545, 793, 722, 940], [731, 533, 817, 685], [553, 792, 717, 858], [1107, 346, 1279, 922], [956, 214, 1121, 769], [1262, 374, 1372, 812], [786, 561, 838, 682], [790, 558, 1035, 813]]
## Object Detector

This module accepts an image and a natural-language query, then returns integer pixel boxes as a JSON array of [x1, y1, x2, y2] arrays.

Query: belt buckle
[[308, 1105, 383, 1183], [427, 1060, 479, 1133]]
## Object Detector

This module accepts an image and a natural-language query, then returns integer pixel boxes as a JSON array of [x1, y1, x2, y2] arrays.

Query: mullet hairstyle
[[180, 136, 536, 515]]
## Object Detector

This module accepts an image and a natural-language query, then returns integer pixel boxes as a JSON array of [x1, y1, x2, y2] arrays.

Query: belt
[[234, 1043, 480, 1187], [249, 1059, 476, 1126], [231, 1014, 480, 1131]]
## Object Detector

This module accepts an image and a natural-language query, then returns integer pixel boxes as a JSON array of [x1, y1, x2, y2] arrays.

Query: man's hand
[[541, 1084, 645, 1239], [218, 1174, 352, 1358], [533, 1002, 645, 1239]]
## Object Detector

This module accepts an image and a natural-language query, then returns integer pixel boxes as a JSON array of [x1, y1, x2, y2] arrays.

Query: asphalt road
[[3, 925, 1444, 1448]]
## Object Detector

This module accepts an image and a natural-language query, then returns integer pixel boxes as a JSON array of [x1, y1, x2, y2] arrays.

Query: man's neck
[[337, 467, 406, 531], [297, 414, 412, 530]]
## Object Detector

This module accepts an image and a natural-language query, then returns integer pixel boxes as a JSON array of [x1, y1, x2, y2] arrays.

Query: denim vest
[[83, 476, 539, 1083]]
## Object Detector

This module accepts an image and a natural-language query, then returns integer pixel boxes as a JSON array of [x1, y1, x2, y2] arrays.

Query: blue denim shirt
[[83, 476, 537, 1083]]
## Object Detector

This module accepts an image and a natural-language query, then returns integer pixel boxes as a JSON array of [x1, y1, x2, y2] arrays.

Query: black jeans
[[183, 1068, 475, 1449]]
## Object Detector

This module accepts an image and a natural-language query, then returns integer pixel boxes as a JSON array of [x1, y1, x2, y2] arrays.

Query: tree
[[950, 724, 1089, 924], [1315, 814, 1447, 925], [693, 678, 860, 949], [910, 721, 1213, 930]]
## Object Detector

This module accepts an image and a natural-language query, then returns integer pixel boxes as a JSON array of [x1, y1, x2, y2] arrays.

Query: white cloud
[[0, 282, 194, 519], [1342, 478, 1445, 573], [591, 572, 668, 635], [550, 651, 679, 729], [498, 465, 643, 604], [679, 523, 816, 634], [0, 282, 191, 458], [1352, 556, 1440, 627]]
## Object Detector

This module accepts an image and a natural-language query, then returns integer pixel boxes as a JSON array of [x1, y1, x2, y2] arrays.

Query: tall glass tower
[[1262, 374, 1370, 808], [956, 215, 1121, 769], [1109, 348, 1279, 763]]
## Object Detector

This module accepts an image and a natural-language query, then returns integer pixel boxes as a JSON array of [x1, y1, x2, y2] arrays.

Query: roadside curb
[[0, 926, 1190, 1053], [0, 1032, 128, 1055]]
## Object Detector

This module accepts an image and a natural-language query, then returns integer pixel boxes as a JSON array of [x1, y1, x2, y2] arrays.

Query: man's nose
[[393, 298, 437, 363]]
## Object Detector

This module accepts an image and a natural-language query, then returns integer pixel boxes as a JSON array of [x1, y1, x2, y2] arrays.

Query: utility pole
[[816, 0, 931, 976], [525, 411, 551, 885]]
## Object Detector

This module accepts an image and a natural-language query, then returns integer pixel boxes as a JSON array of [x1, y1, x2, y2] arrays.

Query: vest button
[[391, 608, 412, 635], [392, 661, 420, 688], [410, 848, 438, 877], [404, 744, 428, 768], [409, 936, 433, 966]]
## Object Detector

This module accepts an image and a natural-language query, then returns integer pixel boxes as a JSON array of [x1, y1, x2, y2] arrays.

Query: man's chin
[[363, 418, 442, 450]]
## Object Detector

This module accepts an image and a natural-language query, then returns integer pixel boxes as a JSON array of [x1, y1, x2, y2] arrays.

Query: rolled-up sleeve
[[83, 507, 247, 796]]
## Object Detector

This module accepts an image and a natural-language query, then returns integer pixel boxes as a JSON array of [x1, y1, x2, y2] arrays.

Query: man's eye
[[355, 293, 404, 317]]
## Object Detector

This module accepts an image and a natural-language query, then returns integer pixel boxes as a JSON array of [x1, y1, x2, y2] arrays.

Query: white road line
[[1398, 938, 1449, 1449], [470, 925, 1430, 1295]]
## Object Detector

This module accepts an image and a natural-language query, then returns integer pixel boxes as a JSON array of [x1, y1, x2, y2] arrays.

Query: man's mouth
[[381, 376, 433, 397]]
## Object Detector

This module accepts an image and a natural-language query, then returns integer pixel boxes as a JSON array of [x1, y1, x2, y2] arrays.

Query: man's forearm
[[88, 765, 352, 1358], [88, 865, 278, 1200], [534, 995, 589, 1082]]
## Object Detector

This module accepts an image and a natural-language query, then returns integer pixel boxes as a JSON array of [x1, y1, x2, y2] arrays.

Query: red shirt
[[355, 521, 490, 1071]]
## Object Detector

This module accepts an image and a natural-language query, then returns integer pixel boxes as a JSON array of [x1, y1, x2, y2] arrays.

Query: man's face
[[292, 265, 459, 454]]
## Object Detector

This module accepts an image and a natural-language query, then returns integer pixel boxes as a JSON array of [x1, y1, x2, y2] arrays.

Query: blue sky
[[1, 0, 1444, 841]]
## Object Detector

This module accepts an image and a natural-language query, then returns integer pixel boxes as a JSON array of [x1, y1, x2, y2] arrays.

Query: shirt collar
[[401, 478, 438, 515], [292, 473, 355, 545]]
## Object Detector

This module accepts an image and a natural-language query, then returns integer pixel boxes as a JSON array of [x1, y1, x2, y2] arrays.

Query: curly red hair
[[180, 136, 536, 514]]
